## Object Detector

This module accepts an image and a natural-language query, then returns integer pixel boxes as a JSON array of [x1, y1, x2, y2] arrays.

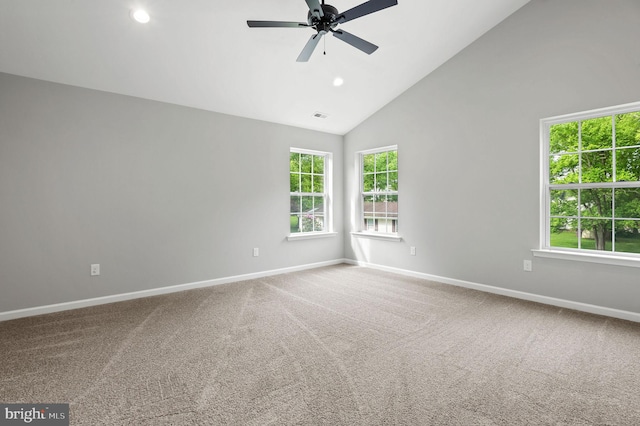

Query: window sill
[[350, 232, 403, 242], [532, 248, 640, 268], [287, 232, 338, 241]]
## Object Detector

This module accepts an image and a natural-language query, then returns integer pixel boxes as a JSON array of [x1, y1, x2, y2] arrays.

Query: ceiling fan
[[247, 0, 398, 62]]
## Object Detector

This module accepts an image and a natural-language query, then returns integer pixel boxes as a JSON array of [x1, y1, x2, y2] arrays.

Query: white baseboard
[[0, 259, 346, 322], [4, 259, 639, 324], [344, 259, 640, 323]]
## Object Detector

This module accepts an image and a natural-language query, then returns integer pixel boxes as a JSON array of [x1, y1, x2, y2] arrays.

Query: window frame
[[354, 145, 401, 241], [288, 148, 335, 240], [536, 101, 640, 267]]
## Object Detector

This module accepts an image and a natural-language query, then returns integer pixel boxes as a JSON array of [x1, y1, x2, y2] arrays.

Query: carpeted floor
[[1, 264, 639, 425]]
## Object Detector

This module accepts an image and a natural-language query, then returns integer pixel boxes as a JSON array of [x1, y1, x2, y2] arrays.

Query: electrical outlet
[[523, 260, 532, 272], [91, 264, 100, 276], [253, 248, 259, 257], [410, 246, 416, 256]]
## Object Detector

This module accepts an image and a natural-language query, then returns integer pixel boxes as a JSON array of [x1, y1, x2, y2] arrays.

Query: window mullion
[[578, 120, 582, 183], [612, 115, 617, 183]]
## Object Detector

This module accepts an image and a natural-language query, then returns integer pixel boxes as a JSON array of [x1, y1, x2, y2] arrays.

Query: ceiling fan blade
[[247, 20, 309, 28], [305, 0, 324, 19], [297, 33, 322, 62], [336, 0, 398, 24], [332, 29, 378, 55]]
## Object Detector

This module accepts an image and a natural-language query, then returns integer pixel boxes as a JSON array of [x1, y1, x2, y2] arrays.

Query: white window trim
[[538, 101, 640, 267], [532, 248, 640, 268], [288, 147, 333, 239], [350, 231, 402, 242], [287, 231, 338, 241], [355, 145, 400, 240]]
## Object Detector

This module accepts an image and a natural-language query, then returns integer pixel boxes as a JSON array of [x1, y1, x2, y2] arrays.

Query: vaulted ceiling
[[0, 0, 530, 135]]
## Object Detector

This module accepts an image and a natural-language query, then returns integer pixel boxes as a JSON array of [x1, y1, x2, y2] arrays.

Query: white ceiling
[[0, 0, 530, 135]]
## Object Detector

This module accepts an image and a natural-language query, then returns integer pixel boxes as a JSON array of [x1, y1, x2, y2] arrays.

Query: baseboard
[[5, 258, 638, 324], [0, 259, 347, 322], [344, 259, 640, 323]]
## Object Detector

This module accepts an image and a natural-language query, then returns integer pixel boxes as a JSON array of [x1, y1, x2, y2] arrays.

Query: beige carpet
[[1, 264, 639, 425]]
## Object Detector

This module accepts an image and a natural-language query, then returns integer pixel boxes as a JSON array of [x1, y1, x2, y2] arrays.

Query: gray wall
[[344, 0, 640, 313], [3, 0, 640, 316], [0, 73, 343, 312]]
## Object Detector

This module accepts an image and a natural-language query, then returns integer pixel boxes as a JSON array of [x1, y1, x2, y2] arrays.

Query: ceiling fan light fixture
[[131, 9, 150, 24]]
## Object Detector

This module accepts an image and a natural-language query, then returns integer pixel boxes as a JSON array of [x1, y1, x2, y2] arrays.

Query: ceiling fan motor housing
[[307, 4, 339, 32]]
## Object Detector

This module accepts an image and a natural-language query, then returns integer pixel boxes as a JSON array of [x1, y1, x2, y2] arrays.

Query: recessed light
[[333, 77, 344, 87], [131, 9, 150, 24]]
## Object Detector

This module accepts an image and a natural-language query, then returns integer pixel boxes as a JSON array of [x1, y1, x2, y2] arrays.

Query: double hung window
[[541, 102, 640, 259], [360, 146, 398, 234], [289, 149, 331, 234]]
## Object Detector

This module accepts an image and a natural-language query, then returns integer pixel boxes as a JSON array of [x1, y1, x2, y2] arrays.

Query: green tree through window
[[290, 149, 330, 233], [546, 106, 640, 254], [361, 147, 398, 233]]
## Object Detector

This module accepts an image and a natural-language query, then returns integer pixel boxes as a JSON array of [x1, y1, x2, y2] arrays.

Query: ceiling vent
[[313, 111, 329, 119]]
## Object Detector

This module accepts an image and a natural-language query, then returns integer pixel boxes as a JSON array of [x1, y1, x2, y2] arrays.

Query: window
[[289, 149, 331, 234], [541, 102, 640, 259], [360, 146, 398, 234]]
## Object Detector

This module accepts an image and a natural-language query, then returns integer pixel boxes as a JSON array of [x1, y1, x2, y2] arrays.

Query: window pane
[[550, 121, 578, 154], [364, 218, 375, 231], [387, 194, 398, 218], [581, 188, 612, 218], [581, 150, 612, 183], [368, 195, 399, 222], [582, 116, 612, 150], [368, 194, 397, 233], [614, 188, 640, 219], [300, 195, 313, 212], [301, 154, 312, 173], [363, 154, 375, 173], [375, 152, 388, 171], [313, 174, 324, 193], [550, 189, 578, 218], [314, 215, 325, 232], [301, 174, 312, 192], [375, 172, 388, 191], [299, 189, 324, 231], [615, 147, 640, 181], [290, 215, 300, 233], [388, 150, 398, 171], [301, 214, 322, 232], [615, 220, 640, 254], [313, 196, 324, 214], [363, 195, 375, 218], [290, 196, 301, 214], [615, 112, 640, 148], [313, 155, 324, 174], [549, 154, 579, 184], [363, 173, 375, 192], [290, 173, 300, 193], [580, 219, 612, 251], [290, 152, 300, 172], [389, 171, 398, 191], [550, 218, 578, 248]]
